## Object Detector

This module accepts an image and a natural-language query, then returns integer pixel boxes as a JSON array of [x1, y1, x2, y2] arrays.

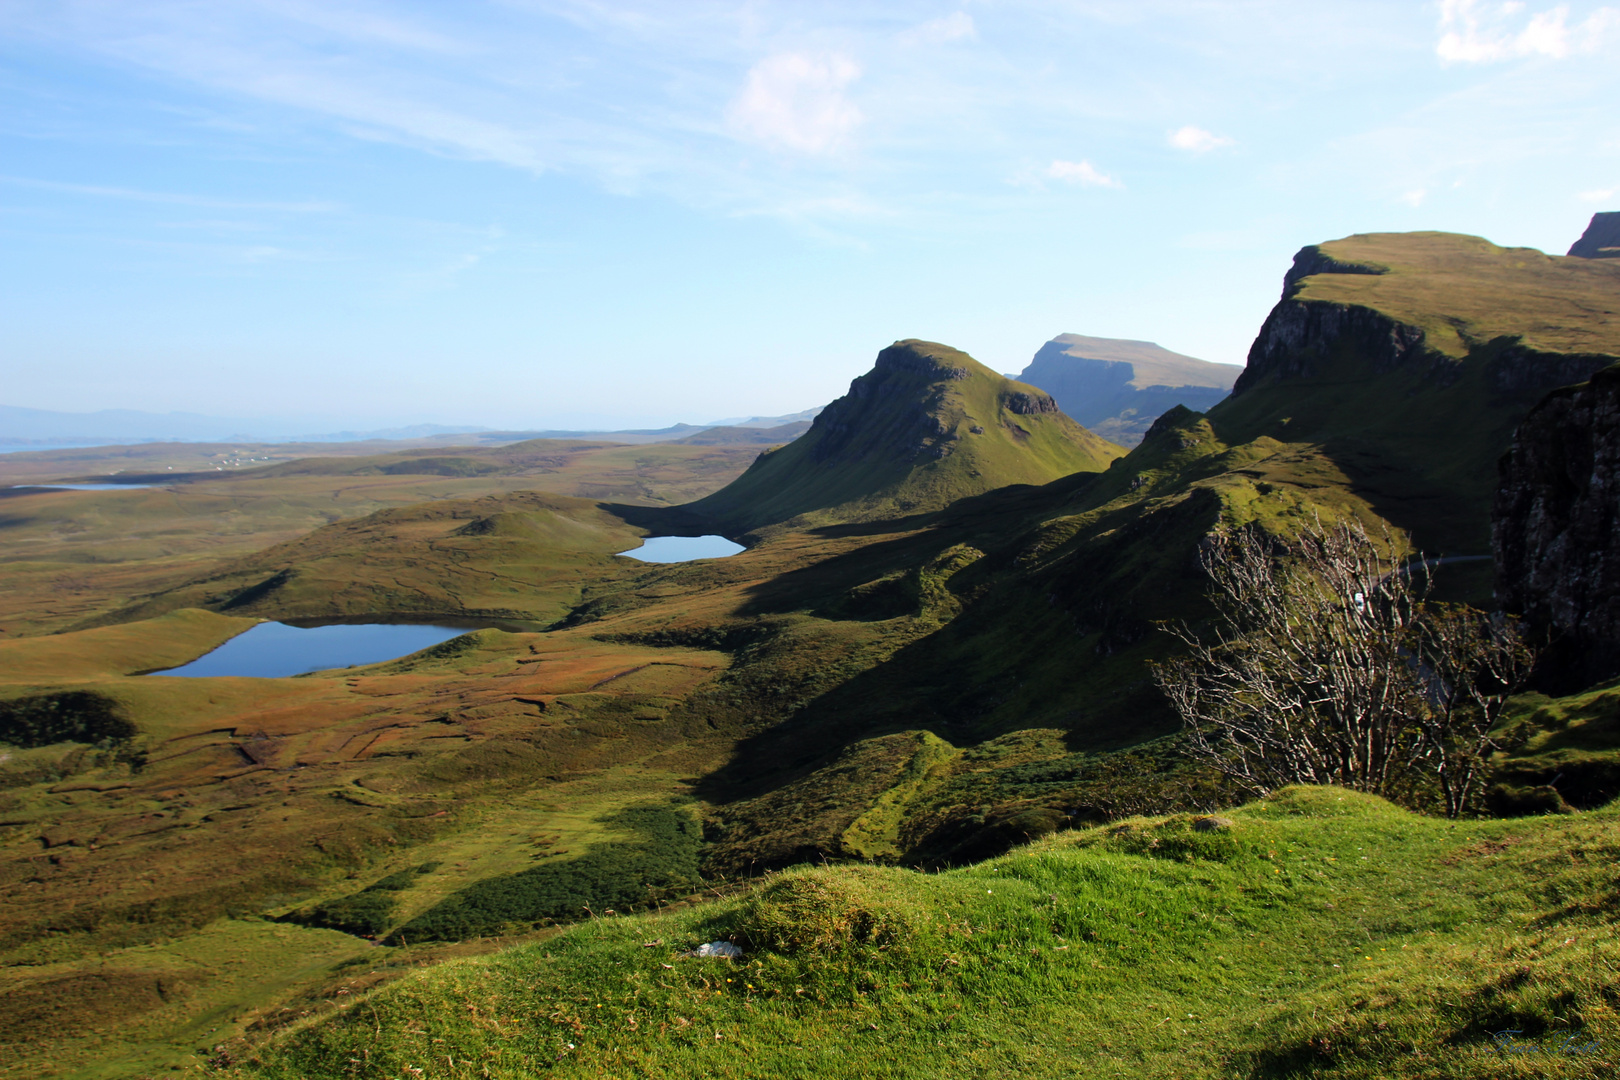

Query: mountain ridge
[[687, 339, 1123, 535]]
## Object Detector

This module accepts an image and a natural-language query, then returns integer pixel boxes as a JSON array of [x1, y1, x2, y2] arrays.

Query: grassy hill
[[688, 340, 1122, 535], [0, 439, 767, 638]]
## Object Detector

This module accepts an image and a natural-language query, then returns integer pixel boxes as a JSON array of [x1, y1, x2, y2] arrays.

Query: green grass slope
[[227, 788, 1620, 1079], [689, 340, 1122, 535]]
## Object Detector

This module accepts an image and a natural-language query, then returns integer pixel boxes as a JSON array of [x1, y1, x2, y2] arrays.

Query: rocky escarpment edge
[[1230, 295, 1430, 395], [1494, 362, 1620, 690], [1280, 243, 1389, 297]]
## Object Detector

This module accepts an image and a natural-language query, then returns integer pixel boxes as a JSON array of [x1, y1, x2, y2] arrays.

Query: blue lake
[[617, 535, 745, 563], [150, 621, 474, 678]]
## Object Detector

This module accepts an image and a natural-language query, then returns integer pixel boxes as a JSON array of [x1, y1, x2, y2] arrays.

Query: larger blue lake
[[617, 535, 745, 563], [151, 622, 473, 678]]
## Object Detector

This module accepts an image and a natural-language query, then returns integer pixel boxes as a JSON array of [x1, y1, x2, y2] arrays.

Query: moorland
[[1, 228, 1619, 1079]]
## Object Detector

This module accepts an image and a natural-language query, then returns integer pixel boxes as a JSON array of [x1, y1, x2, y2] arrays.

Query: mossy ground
[[226, 788, 1620, 1080]]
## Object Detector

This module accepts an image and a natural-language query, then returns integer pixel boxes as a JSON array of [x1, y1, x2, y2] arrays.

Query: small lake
[[617, 535, 745, 563], [150, 622, 474, 678]]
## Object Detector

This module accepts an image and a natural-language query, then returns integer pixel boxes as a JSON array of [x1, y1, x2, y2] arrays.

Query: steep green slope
[[689, 340, 1122, 535]]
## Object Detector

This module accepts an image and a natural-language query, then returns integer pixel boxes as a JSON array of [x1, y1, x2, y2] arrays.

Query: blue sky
[[2, 0, 1617, 430]]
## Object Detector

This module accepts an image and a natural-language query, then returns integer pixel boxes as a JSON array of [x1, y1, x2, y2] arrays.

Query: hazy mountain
[[702, 407, 823, 428], [1568, 210, 1620, 259], [1013, 334, 1242, 446]]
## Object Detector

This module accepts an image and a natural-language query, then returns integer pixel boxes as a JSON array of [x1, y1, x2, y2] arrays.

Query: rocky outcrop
[[1494, 363, 1620, 690], [1568, 212, 1620, 260], [1231, 244, 1616, 398], [1231, 294, 1430, 395], [1002, 390, 1059, 416], [1280, 244, 1388, 296], [810, 344, 960, 465]]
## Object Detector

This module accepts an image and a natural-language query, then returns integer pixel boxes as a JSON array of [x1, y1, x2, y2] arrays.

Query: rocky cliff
[[1206, 231, 1620, 555], [1495, 363, 1620, 689], [1015, 334, 1240, 446]]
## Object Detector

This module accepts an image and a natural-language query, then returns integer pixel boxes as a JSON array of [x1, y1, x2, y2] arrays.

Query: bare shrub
[[1152, 519, 1532, 816]]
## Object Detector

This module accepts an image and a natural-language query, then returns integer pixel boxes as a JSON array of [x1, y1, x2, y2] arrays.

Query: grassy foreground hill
[[226, 788, 1620, 1079]]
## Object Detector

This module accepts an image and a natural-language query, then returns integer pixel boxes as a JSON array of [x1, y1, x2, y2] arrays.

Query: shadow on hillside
[[695, 469, 1170, 815], [732, 472, 1105, 619]]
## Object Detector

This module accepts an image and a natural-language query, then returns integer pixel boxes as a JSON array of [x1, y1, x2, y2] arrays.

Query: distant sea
[[0, 442, 115, 455]]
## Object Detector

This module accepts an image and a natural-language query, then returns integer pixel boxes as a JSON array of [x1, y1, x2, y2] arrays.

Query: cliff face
[[1015, 334, 1240, 446], [1212, 231, 1620, 555], [1494, 364, 1620, 689], [1231, 294, 1430, 393], [809, 344, 973, 465]]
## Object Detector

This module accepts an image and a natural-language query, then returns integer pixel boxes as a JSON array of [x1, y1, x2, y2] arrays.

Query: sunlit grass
[[232, 788, 1620, 1079]]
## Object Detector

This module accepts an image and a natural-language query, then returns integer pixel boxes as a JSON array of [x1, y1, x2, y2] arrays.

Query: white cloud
[[1579, 187, 1616, 201], [1398, 188, 1427, 207], [1168, 126, 1234, 153], [726, 53, 863, 154], [900, 12, 977, 46], [1047, 160, 1122, 188], [1436, 0, 1620, 63]]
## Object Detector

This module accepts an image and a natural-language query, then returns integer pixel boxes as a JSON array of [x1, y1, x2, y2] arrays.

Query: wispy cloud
[[1436, 0, 1620, 62], [727, 52, 863, 155], [5, 0, 1612, 234], [0, 174, 338, 212], [899, 12, 977, 46], [1168, 125, 1234, 153], [1398, 188, 1426, 207], [1046, 159, 1122, 188], [1579, 186, 1616, 202]]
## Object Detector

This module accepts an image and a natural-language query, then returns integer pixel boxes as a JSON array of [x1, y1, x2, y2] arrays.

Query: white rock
[[689, 941, 743, 959]]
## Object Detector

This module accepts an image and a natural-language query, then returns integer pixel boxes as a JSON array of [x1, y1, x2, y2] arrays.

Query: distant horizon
[[0, 401, 829, 450]]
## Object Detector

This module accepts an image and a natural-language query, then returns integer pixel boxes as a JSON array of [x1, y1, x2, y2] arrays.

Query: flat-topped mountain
[[1569, 211, 1620, 259], [1014, 333, 1241, 445], [688, 339, 1122, 534]]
